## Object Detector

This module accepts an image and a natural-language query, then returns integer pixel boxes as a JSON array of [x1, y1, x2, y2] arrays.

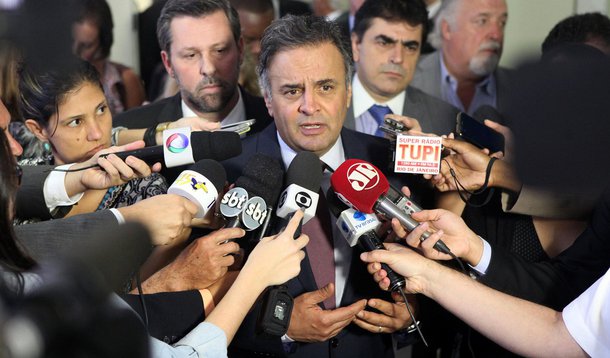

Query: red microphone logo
[[347, 162, 379, 191]]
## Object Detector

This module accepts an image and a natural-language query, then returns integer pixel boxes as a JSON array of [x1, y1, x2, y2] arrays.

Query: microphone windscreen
[[235, 154, 284, 206], [326, 186, 349, 218], [472, 105, 504, 125], [191, 131, 242, 162], [330, 159, 389, 213], [285, 151, 322, 192], [188, 159, 227, 192]]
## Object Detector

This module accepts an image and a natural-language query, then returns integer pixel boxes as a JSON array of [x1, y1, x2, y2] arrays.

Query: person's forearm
[[422, 262, 585, 357], [116, 128, 147, 146], [204, 268, 266, 344], [490, 160, 521, 192]]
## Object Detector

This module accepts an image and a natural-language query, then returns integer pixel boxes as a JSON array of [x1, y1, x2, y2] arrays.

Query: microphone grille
[[191, 131, 242, 162], [285, 151, 322, 193], [187, 159, 227, 192], [235, 154, 284, 206]]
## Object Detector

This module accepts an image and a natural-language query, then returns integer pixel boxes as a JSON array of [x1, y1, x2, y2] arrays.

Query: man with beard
[[410, 0, 511, 117], [344, 0, 457, 138], [114, 0, 271, 136]]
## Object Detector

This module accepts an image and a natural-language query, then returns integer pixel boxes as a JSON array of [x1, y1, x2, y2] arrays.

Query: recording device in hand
[[101, 130, 242, 168], [330, 159, 451, 255], [168, 159, 227, 218], [456, 111, 505, 153], [258, 152, 322, 336], [327, 189, 406, 292], [1, 223, 152, 358]]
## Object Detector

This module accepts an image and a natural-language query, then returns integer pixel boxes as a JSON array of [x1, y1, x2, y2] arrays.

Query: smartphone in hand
[[455, 112, 504, 153]]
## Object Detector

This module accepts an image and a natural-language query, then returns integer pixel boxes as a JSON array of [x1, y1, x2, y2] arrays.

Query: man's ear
[[263, 91, 274, 118], [346, 82, 352, 109], [237, 37, 245, 67], [24, 119, 49, 142], [441, 19, 452, 42], [351, 32, 361, 63], [161, 51, 174, 78]]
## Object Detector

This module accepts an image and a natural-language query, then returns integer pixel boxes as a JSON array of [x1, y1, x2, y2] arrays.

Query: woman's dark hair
[[76, 0, 114, 59], [18, 58, 102, 134], [0, 130, 36, 291]]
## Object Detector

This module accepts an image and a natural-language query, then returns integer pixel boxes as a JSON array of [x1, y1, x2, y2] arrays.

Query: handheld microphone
[[103, 129, 242, 168], [168, 159, 227, 218], [220, 154, 284, 232], [330, 159, 451, 254], [276, 151, 322, 233], [327, 191, 406, 292]]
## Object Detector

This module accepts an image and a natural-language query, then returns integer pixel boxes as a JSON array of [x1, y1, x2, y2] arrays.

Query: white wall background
[[107, 0, 610, 75]]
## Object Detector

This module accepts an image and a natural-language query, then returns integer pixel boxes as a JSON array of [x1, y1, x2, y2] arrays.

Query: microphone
[[330, 159, 451, 254], [220, 154, 284, 232], [168, 159, 227, 218], [103, 130, 242, 168], [276, 151, 322, 228], [327, 191, 406, 291]]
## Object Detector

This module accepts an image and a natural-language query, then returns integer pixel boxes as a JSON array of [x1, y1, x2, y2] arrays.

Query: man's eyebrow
[[375, 34, 397, 44], [279, 83, 304, 91], [316, 78, 338, 86]]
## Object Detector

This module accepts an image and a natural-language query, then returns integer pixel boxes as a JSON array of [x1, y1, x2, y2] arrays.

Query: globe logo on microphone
[[352, 211, 366, 221], [165, 133, 189, 153]]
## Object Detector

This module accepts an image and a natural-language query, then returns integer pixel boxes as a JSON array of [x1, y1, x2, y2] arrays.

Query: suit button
[[162, 336, 171, 343], [330, 338, 339, 348]]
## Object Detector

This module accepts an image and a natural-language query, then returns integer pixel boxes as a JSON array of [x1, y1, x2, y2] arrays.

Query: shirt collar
[[277, 131, 345, 172], [180, 87, 245, 126], [352, 74, 405, 118]]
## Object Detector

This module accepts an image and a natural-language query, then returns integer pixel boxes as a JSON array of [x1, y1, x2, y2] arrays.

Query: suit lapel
[[158, 94, 183, 124]]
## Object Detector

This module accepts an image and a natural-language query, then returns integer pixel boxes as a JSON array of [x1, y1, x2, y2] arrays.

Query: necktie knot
[[369, 104, 393, 137]]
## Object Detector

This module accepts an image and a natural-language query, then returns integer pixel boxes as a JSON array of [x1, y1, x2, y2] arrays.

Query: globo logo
[[346, 162, 379, 191], [166, 133, 189, 153], [352, 211, 366, 221]]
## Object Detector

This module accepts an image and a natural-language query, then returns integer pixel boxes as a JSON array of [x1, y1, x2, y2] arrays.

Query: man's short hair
[[157, 0, 241, 54], [258, 15, 353, 97], [430, 0, 461, 49], [542, 12, 610, 54], [352, 0, 429, 44]]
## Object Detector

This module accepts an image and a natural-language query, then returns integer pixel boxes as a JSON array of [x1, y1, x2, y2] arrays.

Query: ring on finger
[[377, 325, 383, 333]]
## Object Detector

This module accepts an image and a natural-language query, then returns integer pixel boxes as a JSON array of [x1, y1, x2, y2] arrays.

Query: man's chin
[[469, 54, 500, 76]]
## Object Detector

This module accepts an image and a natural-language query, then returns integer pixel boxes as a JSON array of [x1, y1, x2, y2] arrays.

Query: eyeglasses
[[15, 164, 22, 186]]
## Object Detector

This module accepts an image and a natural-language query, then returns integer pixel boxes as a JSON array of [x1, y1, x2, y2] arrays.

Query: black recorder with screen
[[456, 112, 505, 153]]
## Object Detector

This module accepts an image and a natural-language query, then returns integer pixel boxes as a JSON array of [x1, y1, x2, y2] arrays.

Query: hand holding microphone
[[330, 159, 452, 255]]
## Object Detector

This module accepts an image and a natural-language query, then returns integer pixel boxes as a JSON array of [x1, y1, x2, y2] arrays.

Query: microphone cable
[[396, 286, 427, 347]]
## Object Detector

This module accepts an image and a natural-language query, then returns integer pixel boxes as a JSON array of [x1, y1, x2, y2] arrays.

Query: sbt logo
[[347, 162, 379, 191], [221, 190, 248, 210], [244, 198, 268, 225]]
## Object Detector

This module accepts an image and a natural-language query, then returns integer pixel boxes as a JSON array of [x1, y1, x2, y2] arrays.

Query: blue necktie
[[369, 104, 393, 137]]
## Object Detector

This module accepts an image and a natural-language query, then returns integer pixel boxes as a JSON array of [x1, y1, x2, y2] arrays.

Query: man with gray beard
[[114, 0, 272, 137], [410, 0, 511, 118], [344, 0, 458, 137]]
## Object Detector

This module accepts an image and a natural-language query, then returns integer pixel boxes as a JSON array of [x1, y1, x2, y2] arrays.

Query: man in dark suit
[[345, 0, 457, 137], [410, 0, 511, 117], [115, 0, 272, 136], [225, 14, 427, 358]]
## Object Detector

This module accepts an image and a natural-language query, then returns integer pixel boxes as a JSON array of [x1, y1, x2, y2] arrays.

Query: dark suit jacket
[[13, 165, 205, 342], [410, 51, 512, 121], [224, 123, 430, 358], [344, 85, 459, 137], [113, 87, 272, 135]]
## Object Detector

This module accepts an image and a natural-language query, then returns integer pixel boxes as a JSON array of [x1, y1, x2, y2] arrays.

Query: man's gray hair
[[257, 15, 354, 97], [429, 0, 461, 49], [157, 0, 241, 54]]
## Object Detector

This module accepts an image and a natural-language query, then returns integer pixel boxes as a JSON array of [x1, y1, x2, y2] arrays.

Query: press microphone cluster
[[168, 159, 227, 218], [103, 129, 242, 168], [220, 154, 284, 233], [330, 159, 451, 255]]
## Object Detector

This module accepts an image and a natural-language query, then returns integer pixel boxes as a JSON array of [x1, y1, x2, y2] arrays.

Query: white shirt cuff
[[281, 334, 295, 343], [43, 164, 84, 212], [109, 208, 126, 224], [468, 236, 492, 276]]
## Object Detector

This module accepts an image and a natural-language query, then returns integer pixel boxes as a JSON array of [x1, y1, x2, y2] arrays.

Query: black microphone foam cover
[[191, 131, 242, 162], [326, 186, 349, 218], [235, 154, 284, 206], [188, 159, 227, 192], [285, 151, 322, 193]]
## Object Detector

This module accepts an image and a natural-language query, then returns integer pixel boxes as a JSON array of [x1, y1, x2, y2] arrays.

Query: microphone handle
[[358, 231, 405, 292], [284, 211, 303, 239], [102, 146, 162, 165], [376, 197, 452, 255], [225, 216, 241, 229], [256, 208, 274, 242]]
